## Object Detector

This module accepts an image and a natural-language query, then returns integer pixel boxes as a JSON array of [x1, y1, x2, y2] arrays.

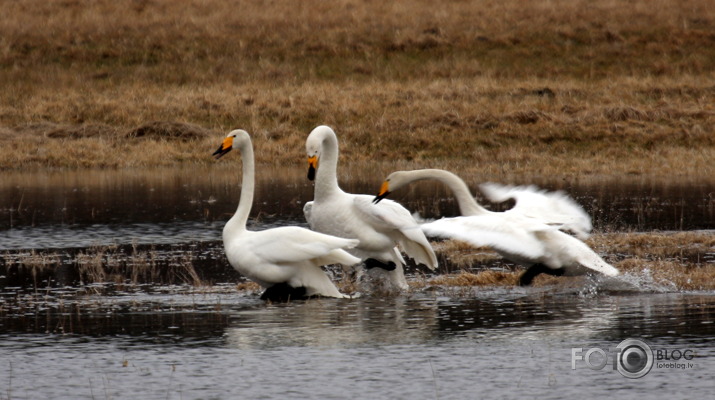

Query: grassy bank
[[0, 0, 713, 176]]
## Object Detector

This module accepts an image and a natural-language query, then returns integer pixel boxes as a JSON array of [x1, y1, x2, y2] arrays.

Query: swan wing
[[420, 215, 551, 260], [303, 201, 314, 226], [353, 196, 438, 270], [352, 195, 418, 230], [556, 233, 620, 276], [248, 227, 360, 266], [479, 183, 593, 239]]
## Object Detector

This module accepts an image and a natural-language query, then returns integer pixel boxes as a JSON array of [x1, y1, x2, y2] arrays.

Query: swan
[[373, 169, 619, 286], [212, 129, 361, 301], [303, 126, 438, 291]]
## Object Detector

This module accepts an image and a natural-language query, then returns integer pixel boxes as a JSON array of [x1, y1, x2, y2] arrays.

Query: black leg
[[518, 264, 566, 286], [260, 282, 308, 302], [542, 266, 566, 277], [364, 258, 397, 271]]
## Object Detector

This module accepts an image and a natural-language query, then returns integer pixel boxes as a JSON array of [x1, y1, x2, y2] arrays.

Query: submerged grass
[[2, 245, 203, 288], [2, 231, 711, 292]]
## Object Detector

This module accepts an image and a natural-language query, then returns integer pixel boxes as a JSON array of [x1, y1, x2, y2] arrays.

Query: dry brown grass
[[595, 231, 715, 259], [235, 281, 262, 293], [430, 239, 503, 272], [427, 270, 519, 287], [615, 258, 712, 291], [0, 0, 712, 176], [597, 231, 715, 290]]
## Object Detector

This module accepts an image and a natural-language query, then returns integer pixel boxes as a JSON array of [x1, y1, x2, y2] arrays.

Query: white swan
[[212, 129, 361, 300], [304, 126, 438, 291], [374, 169, 619, 285]]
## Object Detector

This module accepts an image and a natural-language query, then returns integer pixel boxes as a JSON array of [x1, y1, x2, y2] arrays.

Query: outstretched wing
[[479, 183, 592, 239], [421, 215, 553, 261]]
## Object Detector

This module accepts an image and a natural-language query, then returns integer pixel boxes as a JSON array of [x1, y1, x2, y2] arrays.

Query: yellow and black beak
[[373, 181, 391, 204], [212, 136, 234, 159], [307, 156, 318, 181]]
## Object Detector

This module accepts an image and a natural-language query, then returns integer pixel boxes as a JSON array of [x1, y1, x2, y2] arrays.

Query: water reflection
[[0, 166, 311, 232], [226, 297, 439, 349], [602, 294, 715, 344], [1, 284, 713, 399], [3, 284, 712, 349], [2, 221, 223, 250], [0, 285, 243, 345], [1, 167, 714, 251]]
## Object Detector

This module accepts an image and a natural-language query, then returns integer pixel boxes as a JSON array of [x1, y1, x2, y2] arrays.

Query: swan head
[[305, 125, 335, 181], [373, 171, 409, 204], [213, 129, 249, 159]]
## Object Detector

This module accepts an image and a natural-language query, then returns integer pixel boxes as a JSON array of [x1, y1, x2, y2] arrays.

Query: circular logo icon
[[616, 338, 654, 378]]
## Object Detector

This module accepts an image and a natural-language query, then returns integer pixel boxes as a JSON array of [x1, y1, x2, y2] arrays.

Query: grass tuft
[[428, 270, 518, 287]]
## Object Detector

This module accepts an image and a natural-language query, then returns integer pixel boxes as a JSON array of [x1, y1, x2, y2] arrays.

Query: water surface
[[2, 166, 714, 250], [0, 167, 714, 399], [1, 286, 713, 399]]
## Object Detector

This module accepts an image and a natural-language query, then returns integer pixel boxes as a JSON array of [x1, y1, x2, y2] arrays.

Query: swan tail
[[291, 263, 350, 298], [314, 248, 362, 268]]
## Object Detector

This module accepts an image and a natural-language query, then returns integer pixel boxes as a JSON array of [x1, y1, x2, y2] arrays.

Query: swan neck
[[226, 140, 255, 234], [409, 169, 487, 216], [314, 130, 342, 199]]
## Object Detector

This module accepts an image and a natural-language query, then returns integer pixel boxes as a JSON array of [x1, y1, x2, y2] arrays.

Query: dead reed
[[2, 245, 203, 287]]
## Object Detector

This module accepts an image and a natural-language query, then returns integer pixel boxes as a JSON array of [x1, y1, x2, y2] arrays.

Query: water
[[1, 167, 714, 399], [1, 167, 714, 249], [1, 288, 713, 399]]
